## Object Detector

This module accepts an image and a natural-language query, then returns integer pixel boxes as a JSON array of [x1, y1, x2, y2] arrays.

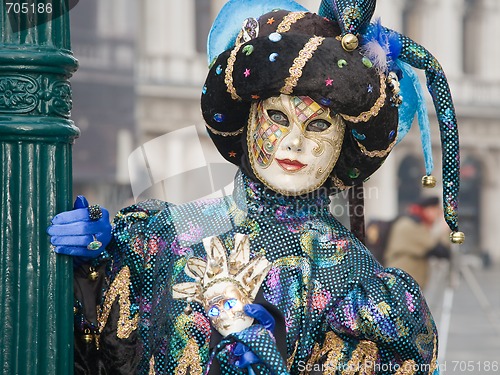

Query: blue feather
[[362, 19, 402, 72], [396, 61, 434, 175]]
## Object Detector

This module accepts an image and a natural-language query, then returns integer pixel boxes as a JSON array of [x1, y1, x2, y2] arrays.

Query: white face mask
[[204, 283, 253, 337], [248, 95, 345, 195]]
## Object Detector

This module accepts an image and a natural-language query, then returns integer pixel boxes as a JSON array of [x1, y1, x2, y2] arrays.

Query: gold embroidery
[[288, 339, 299, 371], [356, 137, 396, 158], [416, 318, 434, 353], [225, 30, 244, 100], [340, 74, 387, 123], [96, 266, 139, 348], [342, 340, 378, 375], [377, 301, 391, 316], [205, 122, 245, 137], [113, 211, 149, 223], [280, 36, 325, 95], [395, 360, 416, 375], [277, 12, 306, 33], [331, 175, 350, 190], [175, 338, 203, 375], [302, 332, 344, 374], [430, 333, 438, 374], [304, 342, 321, 374], [149, 355, 155, 375]]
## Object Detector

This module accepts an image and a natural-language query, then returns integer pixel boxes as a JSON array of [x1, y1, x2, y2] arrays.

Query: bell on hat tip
[[450, 231, 465, 244], [341, 34, 359, 51], [422, 175, 437, 188]]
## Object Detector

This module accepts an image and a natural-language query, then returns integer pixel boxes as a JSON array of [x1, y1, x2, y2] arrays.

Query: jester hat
[[201, 0, 463, 241]]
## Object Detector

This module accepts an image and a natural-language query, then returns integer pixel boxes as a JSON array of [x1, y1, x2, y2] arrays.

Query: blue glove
[[234, 304, 276, 370], [47, 196, 112, 259]]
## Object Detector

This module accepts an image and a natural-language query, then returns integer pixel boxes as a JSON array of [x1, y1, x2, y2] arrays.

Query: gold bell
[[341, 33, 359, 51], [82, 329, 94, 344], [421, 175, 437, 188], [450, 231, 465, 244], [88, 267, 99, 281]]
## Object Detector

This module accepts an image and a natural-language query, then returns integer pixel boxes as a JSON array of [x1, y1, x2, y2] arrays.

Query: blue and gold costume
[[82, 172, 438, 374], [68, 1, 465, 374]]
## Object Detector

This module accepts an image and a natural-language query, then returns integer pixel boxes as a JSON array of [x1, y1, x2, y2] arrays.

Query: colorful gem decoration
[[267, 17, 275, 25], [362, 57, 373, 68], [244, 69, 251, 78], [229, 151, 237, 158], [242, 18, 259, 42], [242, 45, 254, 56], [367, 84, 373, 93], [269, 53, 279, 62], [251, 95, 260, 100], [337, 59, 348, 68], [213, 113, 225, 123], [202, 86, 207, 95], [268, 32, 282, 42], [320, 97, 332, 106], [87, 239, 102, 251], [348, 167, 361, 179], [216, 65, 223, 75], [352, 129, 366, 141], [389, 130, 396, 140], [325, 77, 334, 86]]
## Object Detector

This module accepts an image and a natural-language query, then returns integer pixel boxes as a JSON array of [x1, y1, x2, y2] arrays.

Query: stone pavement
[[424, 256, 500, 375]]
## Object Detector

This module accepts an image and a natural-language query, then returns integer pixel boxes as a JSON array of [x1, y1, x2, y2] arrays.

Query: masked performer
[[48, 0, 464, 374]]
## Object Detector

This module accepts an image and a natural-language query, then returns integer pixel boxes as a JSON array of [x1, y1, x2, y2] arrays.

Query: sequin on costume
[[97, 171, 438, 374]]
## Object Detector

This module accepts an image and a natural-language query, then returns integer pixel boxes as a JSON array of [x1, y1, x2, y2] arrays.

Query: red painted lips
[[275, 158, 307, 172]]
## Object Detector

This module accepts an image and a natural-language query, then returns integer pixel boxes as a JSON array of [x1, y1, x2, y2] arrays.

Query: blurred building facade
[[70, 0, 137, 213], [69, 0, 500, 261]]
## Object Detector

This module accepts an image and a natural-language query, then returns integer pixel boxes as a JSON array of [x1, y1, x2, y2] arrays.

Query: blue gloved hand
[[234, 304, 275, 370], [47, 196, 112, 259]]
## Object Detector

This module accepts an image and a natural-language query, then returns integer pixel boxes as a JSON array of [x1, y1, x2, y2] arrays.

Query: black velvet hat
[[201, 10, 400, 191]]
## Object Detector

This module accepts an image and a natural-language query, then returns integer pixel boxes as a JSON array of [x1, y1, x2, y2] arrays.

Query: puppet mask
[[172, 234, 271, 336]]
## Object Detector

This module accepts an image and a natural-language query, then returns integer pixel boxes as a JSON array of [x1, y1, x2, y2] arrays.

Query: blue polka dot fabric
[[97, 171, 439, 374]]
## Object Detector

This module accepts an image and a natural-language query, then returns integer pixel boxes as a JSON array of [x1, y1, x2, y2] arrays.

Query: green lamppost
[[0, 1, 78, 373]]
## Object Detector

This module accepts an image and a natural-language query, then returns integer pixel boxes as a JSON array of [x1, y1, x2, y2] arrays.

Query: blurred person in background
[[384, 196, 451, 290]]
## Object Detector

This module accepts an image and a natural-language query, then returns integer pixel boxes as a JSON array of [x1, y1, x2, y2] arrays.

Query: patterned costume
[[76, 172, 438, 374], [68, 1, 464, 374]]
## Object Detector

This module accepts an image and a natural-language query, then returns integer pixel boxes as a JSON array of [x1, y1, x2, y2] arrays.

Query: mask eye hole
[[306, 119, 332, 132], [267, 110, 289, 127], [208, 306, 220, 317], [223, 298, 238, 310]]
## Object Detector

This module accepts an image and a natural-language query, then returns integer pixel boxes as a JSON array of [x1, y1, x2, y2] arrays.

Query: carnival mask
[[172, 234, 271, 337], [248, 95, 346, 195]]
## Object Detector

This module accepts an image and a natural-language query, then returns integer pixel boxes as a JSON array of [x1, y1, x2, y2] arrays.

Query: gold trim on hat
[[339, 73, 387, 123], [331, 175, 350, 190], [356, 137, 396, 158], [276, 12, 306, 33], [205, 122, 245, 137], [225, 30, 244, 101], [280, 36, 325, 95]]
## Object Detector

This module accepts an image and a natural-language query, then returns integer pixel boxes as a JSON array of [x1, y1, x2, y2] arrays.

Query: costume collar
[[232, 170, 331, 220]]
